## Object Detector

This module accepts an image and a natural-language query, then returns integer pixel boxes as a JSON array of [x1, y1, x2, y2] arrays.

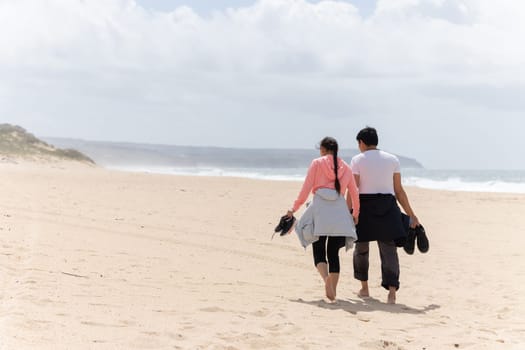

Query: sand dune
[[0, 162, 524, 349]]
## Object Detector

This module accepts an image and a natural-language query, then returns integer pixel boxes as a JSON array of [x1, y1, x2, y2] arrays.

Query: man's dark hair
[[356, 127, 378, 146]]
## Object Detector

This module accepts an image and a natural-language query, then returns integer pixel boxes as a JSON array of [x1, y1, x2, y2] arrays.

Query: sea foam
[[106, 165, 525, 194]]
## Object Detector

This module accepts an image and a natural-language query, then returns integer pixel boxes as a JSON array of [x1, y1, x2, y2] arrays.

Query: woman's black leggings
[[312, 236, 346, 273]]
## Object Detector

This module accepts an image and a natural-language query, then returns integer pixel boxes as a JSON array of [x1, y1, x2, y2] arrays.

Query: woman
[[286, 136, 360, 301]]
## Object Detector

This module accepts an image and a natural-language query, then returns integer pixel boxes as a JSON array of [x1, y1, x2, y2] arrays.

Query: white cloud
[[2, 0, 524, 77], [1, 0, 525, 168]]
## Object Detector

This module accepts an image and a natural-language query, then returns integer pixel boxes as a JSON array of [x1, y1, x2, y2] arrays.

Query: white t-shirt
[[350, 150, 400, 195]]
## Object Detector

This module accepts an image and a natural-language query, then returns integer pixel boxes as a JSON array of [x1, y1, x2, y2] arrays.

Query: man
[[350, 127, 420, 304]]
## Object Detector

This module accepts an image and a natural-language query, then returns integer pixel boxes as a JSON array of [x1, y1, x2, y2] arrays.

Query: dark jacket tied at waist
[[356, 193, 408, 245]]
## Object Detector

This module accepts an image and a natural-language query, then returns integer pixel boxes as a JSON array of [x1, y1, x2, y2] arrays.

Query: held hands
[[350, 208, 358, 225], [286, 210, 294, 218]]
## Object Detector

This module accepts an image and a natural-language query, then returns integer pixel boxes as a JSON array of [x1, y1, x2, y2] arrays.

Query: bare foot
[[387, 290, 396, 304], [325, 277, 336, 301], [357, 288, 369, 298]]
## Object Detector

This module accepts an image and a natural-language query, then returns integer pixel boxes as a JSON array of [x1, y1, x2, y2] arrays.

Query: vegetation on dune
[[0, 124, 95, 164]]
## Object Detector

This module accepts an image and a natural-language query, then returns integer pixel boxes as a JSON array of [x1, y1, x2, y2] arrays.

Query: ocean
[[46, 138, 525, 194]]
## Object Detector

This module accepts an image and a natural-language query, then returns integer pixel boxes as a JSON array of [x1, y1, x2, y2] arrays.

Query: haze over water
[[47, 137, 525, 194]]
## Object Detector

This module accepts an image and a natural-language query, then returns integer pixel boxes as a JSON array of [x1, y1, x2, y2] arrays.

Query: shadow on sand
[[290, 296, 440, 315]]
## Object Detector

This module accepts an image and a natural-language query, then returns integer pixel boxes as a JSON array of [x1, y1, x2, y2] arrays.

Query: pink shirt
[[292, 155, 360, 218]]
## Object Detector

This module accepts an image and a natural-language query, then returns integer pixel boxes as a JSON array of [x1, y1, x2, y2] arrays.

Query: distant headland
[[45, 137, 424, 169]]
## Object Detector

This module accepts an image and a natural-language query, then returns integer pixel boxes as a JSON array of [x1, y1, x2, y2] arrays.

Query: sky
[[1, 0, 525, 169]]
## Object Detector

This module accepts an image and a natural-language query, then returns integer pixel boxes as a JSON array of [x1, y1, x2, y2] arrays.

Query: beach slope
[[0, 162, 524, 349]]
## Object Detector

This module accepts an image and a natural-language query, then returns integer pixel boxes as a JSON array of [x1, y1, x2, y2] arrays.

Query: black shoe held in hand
[[273, 215, 296, 238], [415, 224, 429, 253], [403, 228, 417, 255]]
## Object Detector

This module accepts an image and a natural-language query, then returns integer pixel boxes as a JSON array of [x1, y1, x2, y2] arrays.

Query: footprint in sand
[[165, 332, 186, 341], [497, 306, 511, 320], [264, 322, 296, 332], [200, 306, 226, 312], [359, 340, 406, 350], [250, 308, 271, 317]]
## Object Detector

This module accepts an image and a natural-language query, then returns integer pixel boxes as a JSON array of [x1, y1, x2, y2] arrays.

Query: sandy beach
[[0, 161, 524, 349]]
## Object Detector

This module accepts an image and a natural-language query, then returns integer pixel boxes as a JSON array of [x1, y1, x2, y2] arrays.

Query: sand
[[0, 161, 524, 349]]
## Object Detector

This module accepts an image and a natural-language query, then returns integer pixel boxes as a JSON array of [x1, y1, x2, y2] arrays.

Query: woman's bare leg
[[316, 263, 335, 301], [329, 273, 339, 299]]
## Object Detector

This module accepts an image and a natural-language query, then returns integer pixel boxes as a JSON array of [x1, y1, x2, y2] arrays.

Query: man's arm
[[346, 174, 360, 224], [393, 173, 420, 228]]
